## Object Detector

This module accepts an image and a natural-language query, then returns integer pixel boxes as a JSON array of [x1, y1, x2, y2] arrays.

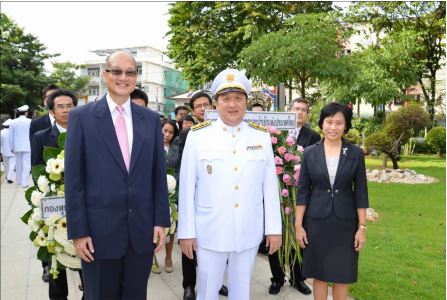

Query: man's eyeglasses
[[105, 69, 137, 77], [54, 104, 74, 110], [291, 107, 308, 113], [193, 103, 212, 110]]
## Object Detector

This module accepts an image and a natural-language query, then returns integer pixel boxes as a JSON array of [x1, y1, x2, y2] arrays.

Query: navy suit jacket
[[31, 124, 60, 166], [64, 96, 170, 259], [296, 126, 321, 149], [30, 113, 51, 142], [296, 139, 369, 220]]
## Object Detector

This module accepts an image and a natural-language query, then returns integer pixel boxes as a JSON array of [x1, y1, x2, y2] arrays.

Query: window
[[87, 68, 100, 77], [137, 66, 143, 75], [88, 88, 99, 96]]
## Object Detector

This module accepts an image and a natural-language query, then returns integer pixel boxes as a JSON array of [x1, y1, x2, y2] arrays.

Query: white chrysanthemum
[[50, 183, 57, 193], [45, 215, 61, 226], [28, 219, 40, 232], [167, 175, 176, 193], [37, 175, 50, 194], [55, 246, 63, 253], [56, 217, 67, 231], [31, 190, 43, 207], [55, 252, 81, 269], [47, 158, 64, 175], [34, 235, 47, 247], [32, 208, 42, 222]]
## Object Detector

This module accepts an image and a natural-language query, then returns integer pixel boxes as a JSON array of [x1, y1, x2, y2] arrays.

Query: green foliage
[[37, 246, 52, 262], [365, 131, 393, 154], [166, 2, 333, 88], [239, 13, 352, 99], [31, 165, 46, 183], [0, 13, 56, 116], [346, 2, 446, 121], [426, 126, 446, 156], [411, 138, 437, 154], [49, 62, 90, 96], [57, 133, 66, 149], [21, 208, 33, 225], [345, 128, 361, 145], [43, 146, 62, 163]]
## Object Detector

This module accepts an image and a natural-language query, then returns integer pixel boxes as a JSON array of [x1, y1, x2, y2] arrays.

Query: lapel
[[296, 127, 307, 147], [129, 103, 145, 174], [333, 139, 350, 186], [94, 97, 128, 174], [315, 140, 331, 186], [49, 124, 60, 147]]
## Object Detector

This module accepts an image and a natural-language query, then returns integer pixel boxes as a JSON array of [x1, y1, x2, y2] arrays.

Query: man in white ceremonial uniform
[[9, 105, 32, 188], [178, 69, 282, 300], [1, 119, 16, 183]]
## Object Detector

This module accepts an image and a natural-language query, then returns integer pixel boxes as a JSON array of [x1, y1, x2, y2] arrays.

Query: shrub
[[410, 137, 437, 154], [426, 126, 446, 156], [345, 128, 361, 145]]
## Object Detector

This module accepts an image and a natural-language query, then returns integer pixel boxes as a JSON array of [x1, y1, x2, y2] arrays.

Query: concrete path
[[1, 166, 347, 299]]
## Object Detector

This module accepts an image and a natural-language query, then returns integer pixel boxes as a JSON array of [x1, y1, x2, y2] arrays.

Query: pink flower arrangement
[[281, 189, 289, 197], [277, 146, 286, 156], [271, 137, 278, 144], [283, 174, 291, 183], [284, 153, 293, 162], [276, 166, 283, 175], [284, 207, 291, 215], [286, 136, 295, 146], [274, 156, 283, 165]]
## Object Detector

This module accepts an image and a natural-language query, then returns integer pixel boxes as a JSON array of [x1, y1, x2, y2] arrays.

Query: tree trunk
[[429, 71, 436, 122], [390, 154, 399, 169], [289, 79, 293, 105], [381, 153, 388, 168], [299, 75, 306, 99], [357, 98, 361, 117]]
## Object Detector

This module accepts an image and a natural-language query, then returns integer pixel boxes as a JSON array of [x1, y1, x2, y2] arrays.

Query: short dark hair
[[175, 105, 188, 115], [179, 114, 196, 129], [318, 102, 352, 134], [47, 89, 78, 110], [289, 98, 309, 111], [250, 103, 264, 111], [161, 119, 179, 142], [42, 84, 59, 99], [190, 92, 212, 109], [130, 89, 148, 106]]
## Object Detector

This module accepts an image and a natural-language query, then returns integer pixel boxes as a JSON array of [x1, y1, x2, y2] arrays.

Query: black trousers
[[182, 251, 197, 288], [48, 266, 84, 300], [268, 247, 305, 284]]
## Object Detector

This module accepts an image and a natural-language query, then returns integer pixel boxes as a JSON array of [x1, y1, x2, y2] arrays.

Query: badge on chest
[[246, 145, 263, 151], [207, 165, 213, 174]]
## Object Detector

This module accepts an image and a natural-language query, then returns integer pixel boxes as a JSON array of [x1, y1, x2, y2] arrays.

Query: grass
[[350, 155, 445, 299]]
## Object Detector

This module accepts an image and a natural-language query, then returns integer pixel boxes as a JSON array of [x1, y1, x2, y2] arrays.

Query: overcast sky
[[2, 2, 172, 67]]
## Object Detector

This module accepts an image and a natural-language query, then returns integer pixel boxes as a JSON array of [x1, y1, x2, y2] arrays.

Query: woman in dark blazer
[[295, 102, 368, 300]]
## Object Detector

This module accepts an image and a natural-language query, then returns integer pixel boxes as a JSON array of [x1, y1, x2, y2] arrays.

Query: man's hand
[[266, 234, 282, 255], [179, 238, 197, 259], [153, 226, 166, 253], [73, 236, 95, 262]]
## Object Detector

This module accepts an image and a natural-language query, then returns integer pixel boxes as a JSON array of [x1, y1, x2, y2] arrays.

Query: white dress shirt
[[106, 94, 133, 154]]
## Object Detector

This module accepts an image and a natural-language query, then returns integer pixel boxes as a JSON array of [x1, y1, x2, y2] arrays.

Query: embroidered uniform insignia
[[248, 121, 267, 132], [191, 120, 212, 131], [207, 165, 213, 174], [247, 145, 263, 151]]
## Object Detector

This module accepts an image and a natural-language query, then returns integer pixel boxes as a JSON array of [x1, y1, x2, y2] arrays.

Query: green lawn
[[350, 155, 446, 299]]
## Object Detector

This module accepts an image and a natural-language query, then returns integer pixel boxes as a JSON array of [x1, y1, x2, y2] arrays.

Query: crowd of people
[[0, 50, 368, 300]]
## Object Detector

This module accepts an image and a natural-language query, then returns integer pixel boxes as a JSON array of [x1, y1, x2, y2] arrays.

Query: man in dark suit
[[31, 89, 79, 300], [29, 84, 59, 143], [65, 51, 170, 300], [267, 98, 320, 296]]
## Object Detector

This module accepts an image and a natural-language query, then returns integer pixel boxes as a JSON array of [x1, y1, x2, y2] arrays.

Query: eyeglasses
[[105, 69, 137, 77], [54, 104, 74, 110], [193, 103, 212, 109], [291, 107, 308, 113]]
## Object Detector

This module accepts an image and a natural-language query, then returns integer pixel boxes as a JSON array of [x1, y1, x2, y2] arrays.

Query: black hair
[[47, 89, 78, 110], [250, 103, 264, 111], [175, 105, 188, 115], [318, 102, 352, 134], [161, 119, 179, 143], [130, 89, 148, 106], [42, 84, 59, 99], [190, 91, 212, 109], [179, 114, 196, 130]]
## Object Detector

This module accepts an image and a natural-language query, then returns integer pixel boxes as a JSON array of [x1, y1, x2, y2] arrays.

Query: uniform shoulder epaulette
[[248, 121, 267, 132], [191, 120, 212, 131]]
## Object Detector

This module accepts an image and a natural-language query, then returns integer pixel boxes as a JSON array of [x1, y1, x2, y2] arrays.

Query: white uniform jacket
[[9, 116, 31, 152], [1, 128, 14, 157], [178, 118, 282, 253]]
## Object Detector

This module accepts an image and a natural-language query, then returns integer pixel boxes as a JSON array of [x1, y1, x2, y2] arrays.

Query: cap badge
[[226, 73, 235, 82], [207, 165, 213, 175]]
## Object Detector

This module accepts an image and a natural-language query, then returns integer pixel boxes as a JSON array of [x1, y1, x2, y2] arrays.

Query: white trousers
[[14, 152, 30, 187], [196, 246, 258, 300], [3, 155, 16, 181]]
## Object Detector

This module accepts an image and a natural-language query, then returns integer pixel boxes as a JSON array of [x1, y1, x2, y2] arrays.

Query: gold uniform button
[[235, 185, 239, 190], [233, 150, 236, 154], [223, 128, 227, 131], [237, 128, 241, 132], [235, 203, 239, 208], [234, 166, 238, 171], [232, 134, 235, 138]]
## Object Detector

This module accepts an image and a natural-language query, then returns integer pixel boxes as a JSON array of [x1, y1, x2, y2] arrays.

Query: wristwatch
[[358, 224, 367, 230]]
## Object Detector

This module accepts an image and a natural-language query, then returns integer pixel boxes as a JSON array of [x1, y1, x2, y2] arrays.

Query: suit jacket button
[[128, 209, 132, 213], [327, 189, 331, 193], [335, 190, 339, 193]]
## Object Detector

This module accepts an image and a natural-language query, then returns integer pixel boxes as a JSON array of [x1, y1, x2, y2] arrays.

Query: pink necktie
[[115, 105, 130, 171]]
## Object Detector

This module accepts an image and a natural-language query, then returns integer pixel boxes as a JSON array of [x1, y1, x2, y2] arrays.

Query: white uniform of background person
[[178, 69, 282, 300], [8, 105, 32, 187], [1, 119, 16, 183]]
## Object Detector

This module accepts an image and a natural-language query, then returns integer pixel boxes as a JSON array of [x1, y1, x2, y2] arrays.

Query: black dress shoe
[[183, 286, 195, 300], [268, 279, 284, 295], [7, 180, 13, 184], [219, 284, 228, 296], [291, 280, 312, 295], [42, 266, 50, 282]]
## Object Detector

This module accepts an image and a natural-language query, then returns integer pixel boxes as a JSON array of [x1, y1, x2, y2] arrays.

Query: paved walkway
[[0, 167, 346, 299]]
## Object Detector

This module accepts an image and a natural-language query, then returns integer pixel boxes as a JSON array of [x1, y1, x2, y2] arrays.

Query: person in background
[[267, 98, 320, 296], [190, 92, 212, 124], [130, 88, 149, 108], [9, 105, 31, 188], [0, 119, 15, 184], [178, 69, 282, 300], [175, 106, 189, 129], [179, 115, 196, 131], [296, 102, 368, 300], [31, 89, 81, 300], [29, 84, 59, 143], [250, 103, 264, 112], [65, 50, 170, 299]]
